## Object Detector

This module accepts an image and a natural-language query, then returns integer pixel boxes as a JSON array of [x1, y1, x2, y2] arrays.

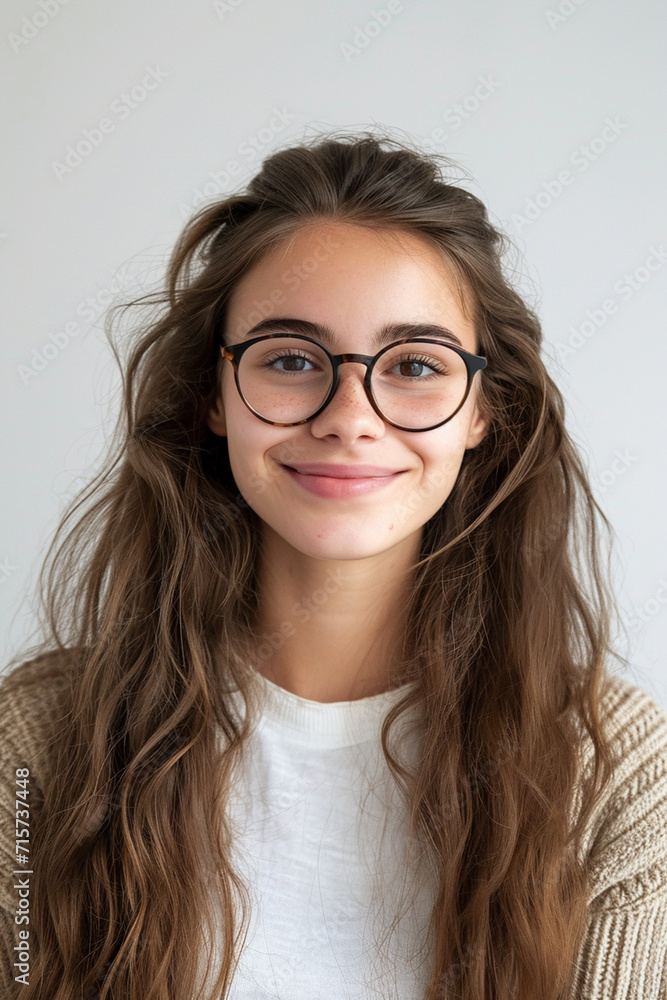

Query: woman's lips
[[282, 465, 406, 498]]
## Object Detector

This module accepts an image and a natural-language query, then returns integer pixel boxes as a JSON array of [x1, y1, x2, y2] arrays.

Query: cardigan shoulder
[[0, 654, 76, 908], [575, 670, 667, 899], [567, 670, 667, 999], [0, 652, 76, 996]]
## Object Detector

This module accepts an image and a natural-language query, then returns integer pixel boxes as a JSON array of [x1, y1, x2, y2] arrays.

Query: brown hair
[[2, 127, 624, 999]]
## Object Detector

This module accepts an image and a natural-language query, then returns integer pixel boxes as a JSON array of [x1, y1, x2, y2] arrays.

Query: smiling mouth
[[280, 464, 407, 499], [280, 464, 405, 479]]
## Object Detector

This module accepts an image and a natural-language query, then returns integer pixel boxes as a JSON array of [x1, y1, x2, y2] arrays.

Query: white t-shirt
[[209, 668, 437, 999]]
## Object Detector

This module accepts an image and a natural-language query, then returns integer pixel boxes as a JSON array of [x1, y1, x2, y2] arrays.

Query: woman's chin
[[265, 522, 421, 564]]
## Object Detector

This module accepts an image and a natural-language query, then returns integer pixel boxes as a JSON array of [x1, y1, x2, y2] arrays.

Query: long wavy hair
[[2, 128, 625, 999]]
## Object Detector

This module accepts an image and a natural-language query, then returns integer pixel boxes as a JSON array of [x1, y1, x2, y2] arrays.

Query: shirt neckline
[[232, 667, 419, 748]]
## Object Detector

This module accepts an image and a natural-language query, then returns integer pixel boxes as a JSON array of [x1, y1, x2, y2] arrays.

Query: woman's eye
[[396, 360, 431, 377], [267, 353, 316, 371], [386, 356, 446, 378]]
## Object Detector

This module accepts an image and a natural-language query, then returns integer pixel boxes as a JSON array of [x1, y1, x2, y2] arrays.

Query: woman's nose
[[309, 362, 385, 438]]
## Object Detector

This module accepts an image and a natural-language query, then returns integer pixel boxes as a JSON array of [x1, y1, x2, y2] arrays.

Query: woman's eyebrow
[[240, 317, 465, 349]]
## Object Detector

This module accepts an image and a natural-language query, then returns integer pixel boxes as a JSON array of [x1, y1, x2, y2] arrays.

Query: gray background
[[2, 0, 666, 708]]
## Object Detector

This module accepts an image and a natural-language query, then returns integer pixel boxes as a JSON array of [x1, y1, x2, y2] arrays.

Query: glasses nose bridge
[[330, 351, 375, 398], [336, 351, 374, 368], [334, 351, 375, 380], [316, 351, 378, 426]]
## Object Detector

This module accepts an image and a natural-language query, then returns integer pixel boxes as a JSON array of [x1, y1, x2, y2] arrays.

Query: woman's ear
[[465, 408, 490, 450], [206, 394, 227, 438]]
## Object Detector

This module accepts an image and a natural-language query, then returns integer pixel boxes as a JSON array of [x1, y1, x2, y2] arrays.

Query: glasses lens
[[371, 340, 469, 428], [238, 337, 333, 422], [237, 337, 470, 429]]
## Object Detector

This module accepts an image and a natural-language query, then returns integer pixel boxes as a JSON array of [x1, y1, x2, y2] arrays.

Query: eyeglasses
[[218, 333, 487, 432]]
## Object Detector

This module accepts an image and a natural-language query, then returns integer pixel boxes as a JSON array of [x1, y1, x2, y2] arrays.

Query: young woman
[[1, 130, 666, 1000]]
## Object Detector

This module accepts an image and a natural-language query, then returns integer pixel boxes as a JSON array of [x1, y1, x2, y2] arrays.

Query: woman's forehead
[[227, 220, 477, 330]]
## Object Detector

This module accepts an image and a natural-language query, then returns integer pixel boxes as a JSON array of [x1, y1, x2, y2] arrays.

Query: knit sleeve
[[0, 660, 70, 997], [568, 676, 667, 999], [0, 688, 41, 996], [0, 907, 18, 997]]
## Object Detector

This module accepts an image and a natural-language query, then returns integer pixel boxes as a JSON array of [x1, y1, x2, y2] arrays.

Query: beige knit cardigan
[[1, 664, 666, 998]]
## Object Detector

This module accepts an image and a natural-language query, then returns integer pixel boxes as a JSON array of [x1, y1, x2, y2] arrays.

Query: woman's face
[[207, 221, 489, 563]]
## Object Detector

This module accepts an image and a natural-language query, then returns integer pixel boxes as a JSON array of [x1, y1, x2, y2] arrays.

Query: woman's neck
[[250, 528, 420, 702]]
